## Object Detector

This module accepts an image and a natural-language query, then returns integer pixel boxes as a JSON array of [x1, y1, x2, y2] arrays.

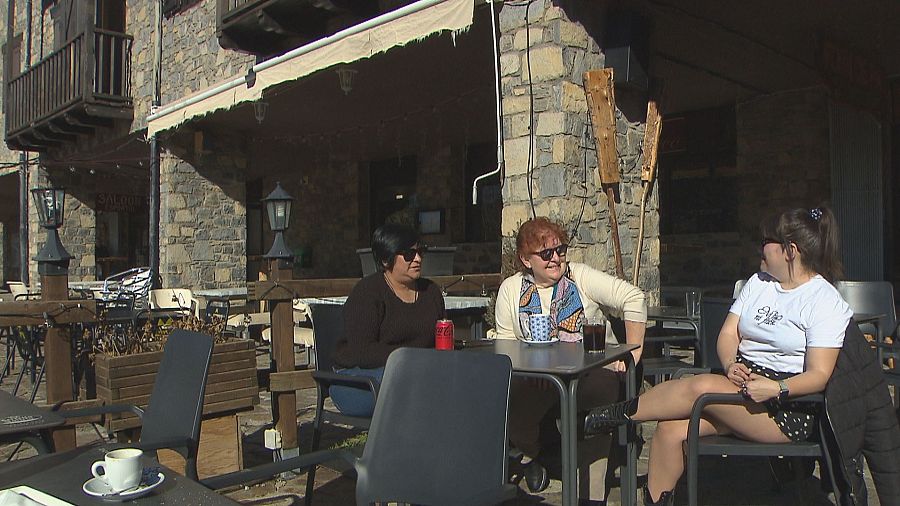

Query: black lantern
[[31, 186, 73, 274], [262, 182, 293, 260]]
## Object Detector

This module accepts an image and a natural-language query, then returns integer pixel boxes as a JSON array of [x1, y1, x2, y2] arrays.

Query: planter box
[[95, 339, 259, 433]]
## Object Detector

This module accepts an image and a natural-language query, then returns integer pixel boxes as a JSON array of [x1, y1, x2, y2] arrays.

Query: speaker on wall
[[603, 11, 650, 91]]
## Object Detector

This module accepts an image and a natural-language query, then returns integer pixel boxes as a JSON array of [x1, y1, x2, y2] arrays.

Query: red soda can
[[435, 319, 454, 350]]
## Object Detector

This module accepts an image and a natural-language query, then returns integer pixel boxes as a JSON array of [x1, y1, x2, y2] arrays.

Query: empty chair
[[149, 288, 199, 318], [835, 281, 898, 364], [733, 279, 747, 299], [203, 347, 516, 506], [99, 267, 153, 311], [58, 330, 215, 480]]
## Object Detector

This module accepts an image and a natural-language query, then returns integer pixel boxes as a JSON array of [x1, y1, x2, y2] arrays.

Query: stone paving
[[0, 345, 881, 505]]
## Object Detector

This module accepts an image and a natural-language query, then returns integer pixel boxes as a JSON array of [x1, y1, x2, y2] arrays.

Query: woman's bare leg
[[632, 374, 740, 421], [645, 402, 790, 500]]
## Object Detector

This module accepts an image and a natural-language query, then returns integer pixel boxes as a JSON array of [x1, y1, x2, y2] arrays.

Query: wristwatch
[[777, 380, 790, 401]]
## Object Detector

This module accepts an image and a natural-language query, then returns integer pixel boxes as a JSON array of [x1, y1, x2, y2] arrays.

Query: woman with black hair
[[331, 223, 445, 417]]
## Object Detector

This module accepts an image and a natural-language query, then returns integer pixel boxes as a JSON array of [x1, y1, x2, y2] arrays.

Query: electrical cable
[[523, 1, 536, 219]]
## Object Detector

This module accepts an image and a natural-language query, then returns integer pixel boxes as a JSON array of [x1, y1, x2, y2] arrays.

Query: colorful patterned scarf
[[518, 269, 585, 342]]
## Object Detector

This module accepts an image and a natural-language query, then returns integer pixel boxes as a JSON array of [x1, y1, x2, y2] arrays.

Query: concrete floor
[[0, 344, 883, 505]]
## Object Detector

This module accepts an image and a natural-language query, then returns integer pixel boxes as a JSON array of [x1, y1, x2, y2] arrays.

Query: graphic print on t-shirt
[[754, 305, 783, 326]]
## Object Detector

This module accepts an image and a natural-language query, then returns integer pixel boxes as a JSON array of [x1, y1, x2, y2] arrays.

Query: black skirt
[[737, 356, 820, 442]]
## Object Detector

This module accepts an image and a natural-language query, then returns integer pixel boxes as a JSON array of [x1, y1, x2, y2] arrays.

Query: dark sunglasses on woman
[[535, 244, 568, 262], [398, 246, 428, 262]]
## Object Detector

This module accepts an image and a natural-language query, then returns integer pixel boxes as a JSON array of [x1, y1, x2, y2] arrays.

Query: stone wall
[[129, 0, 255, 131], [159, 134, 247, 289], [498, 1, 659, 296]]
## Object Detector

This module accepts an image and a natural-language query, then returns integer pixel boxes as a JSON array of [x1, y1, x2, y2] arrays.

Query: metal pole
[[18, 160, 29, 285], [149, 136, 160, 288]]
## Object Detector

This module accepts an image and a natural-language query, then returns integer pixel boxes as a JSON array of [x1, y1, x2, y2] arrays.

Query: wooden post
[[269, 258, 297, 452], [584, 69, 625, 278], [633, 81, 664, 286], [42, 272, 76, 451]]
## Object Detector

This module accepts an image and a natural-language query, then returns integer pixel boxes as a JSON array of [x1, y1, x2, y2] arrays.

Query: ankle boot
[[584, 398, 635, 435], [643, 485, 674, 506]]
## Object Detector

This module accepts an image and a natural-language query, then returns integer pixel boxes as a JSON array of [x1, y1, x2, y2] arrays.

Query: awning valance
[[147, 0, 474, 137]]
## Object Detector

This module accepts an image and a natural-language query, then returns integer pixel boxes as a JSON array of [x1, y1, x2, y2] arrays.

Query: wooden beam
[[0, 300, 97, 326], [584, 69, 619, 184], [269, 370, 315, 392], [248, 273, 502, 301]]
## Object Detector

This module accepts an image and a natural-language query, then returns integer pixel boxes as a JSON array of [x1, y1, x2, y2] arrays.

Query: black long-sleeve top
[[332, 273, 445, 369]]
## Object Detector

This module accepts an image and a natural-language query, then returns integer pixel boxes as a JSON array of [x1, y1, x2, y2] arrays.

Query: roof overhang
[[147, 0, 475, 137]]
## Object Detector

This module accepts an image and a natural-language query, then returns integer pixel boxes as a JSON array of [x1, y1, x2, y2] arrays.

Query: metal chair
[[203, 347, 517, 506], [99, 267, 152, 311], [58, 330, 215, 480], [302, 302, 379, 505], [835, 281, 898, 365], [681, 305, 843, 506]]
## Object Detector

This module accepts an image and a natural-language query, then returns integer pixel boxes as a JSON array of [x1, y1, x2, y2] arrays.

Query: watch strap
[[777, 379, 789, 400]]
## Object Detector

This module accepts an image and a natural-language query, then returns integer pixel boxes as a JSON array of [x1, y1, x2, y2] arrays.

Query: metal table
[[477, 340, 640, 506], [0, 443, 239, 505], [0, 391, 64, 454]]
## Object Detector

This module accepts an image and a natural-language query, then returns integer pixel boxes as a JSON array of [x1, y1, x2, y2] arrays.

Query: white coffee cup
[[91, 448, 143, 492]]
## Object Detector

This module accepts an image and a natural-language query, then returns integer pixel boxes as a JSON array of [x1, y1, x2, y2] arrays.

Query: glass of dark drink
[[583, 317, 606, 354]]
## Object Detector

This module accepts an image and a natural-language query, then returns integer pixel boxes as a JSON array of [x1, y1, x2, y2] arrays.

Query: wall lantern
[[335, 67, 357, 95], [262, 182, 294, 260], [31, 186, 73, 274], [253, 100, 269, 124]]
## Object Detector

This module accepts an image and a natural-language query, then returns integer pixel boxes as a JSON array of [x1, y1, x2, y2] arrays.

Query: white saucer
[[83, 469, 165, 502], [520, 337, 560, 345]]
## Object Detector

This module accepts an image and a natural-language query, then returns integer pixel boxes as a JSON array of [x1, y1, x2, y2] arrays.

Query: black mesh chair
[[835, 281, 898, 366], [303, 303, 379, 505], [203, 347, 517, 505], [58, 330, 214, 480]]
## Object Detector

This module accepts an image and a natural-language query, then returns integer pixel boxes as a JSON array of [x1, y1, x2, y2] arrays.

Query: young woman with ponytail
[[583, 206, 853, 505]]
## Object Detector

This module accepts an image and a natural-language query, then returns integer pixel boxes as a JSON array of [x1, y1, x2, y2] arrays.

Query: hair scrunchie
[[809, 208, 823, 221]]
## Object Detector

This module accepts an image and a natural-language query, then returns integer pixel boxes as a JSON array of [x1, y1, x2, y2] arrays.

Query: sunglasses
[[398, 246, 428, 262], [761, 237, 781, 249], [534, 244, 568, 262]]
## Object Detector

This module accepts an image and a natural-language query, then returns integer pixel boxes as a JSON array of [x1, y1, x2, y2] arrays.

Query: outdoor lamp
[[262, 182, 294, 260], [31, 186, 73, 274]]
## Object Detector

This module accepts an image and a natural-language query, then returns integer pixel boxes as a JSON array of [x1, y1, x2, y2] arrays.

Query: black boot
[[643, 485, 674, 506], [584, 398, 638, 435], [523, 459, 550, 493]]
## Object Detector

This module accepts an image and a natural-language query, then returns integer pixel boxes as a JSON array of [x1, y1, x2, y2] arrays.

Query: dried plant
[[89, 314, 230, 358]]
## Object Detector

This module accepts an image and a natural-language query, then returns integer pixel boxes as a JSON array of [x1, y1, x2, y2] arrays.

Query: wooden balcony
[[217, 0, 382, 55], [4, 28, 134, 152]]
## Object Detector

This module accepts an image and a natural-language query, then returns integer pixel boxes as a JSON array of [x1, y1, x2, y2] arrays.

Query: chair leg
[[305, 392, 327, 506], [686, 453, 699, 506]]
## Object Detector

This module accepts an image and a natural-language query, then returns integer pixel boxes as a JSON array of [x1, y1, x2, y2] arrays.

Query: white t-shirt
[[730, 273, 851, 373]]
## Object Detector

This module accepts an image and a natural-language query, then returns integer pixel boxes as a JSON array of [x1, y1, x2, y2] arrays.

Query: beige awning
[[147, 0, 474, 137], [0, 167, 18, 177]]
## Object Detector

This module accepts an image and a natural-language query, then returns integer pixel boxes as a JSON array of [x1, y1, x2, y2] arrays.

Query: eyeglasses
[[534, 244, 568, 262], [398, 246, 428, 262]]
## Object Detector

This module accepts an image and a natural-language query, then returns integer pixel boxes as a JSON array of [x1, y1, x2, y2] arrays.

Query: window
[[368, 156, 417, 233]]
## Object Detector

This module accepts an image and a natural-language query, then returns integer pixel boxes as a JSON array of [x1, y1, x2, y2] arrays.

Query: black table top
[[0, 443, 239, 505], [0, 391, 64, 437], [482, 340, 639, 377]]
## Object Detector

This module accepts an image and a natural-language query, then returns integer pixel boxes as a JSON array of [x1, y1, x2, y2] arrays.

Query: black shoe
[[584, 400, 632, 435], [643, 485, 674, 506], [524, 460, 550, 493]]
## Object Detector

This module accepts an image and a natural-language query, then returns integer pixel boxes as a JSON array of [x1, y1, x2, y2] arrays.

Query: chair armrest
[[53, 403, 145, 421], [45, 399, 106, 425], [672, 368, 712, 379], [201, 448, 357, 490], [312, 371, 380, 398]]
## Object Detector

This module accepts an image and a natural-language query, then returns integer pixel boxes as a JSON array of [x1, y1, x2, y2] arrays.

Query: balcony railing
[[4, 28, 133, 142]]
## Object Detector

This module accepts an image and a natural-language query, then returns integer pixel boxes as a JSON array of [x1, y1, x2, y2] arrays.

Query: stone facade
[[159, 134, 247, 289], [498, 1, 659, 297]]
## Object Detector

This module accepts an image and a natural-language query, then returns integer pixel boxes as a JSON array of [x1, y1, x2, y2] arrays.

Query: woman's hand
[[725, 362, 751, 387], [741, 373, 780, 403]]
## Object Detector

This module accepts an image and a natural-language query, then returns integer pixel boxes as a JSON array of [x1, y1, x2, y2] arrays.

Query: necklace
[[384, 273, 418, 303]]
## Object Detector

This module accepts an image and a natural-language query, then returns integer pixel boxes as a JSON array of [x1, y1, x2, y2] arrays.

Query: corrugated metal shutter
[[829, 102, 884, 281]]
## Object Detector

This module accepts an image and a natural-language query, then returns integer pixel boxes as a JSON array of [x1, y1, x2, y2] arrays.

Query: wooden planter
[[94, 339, 259, 433]]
